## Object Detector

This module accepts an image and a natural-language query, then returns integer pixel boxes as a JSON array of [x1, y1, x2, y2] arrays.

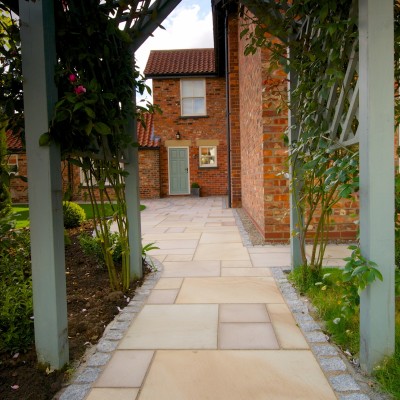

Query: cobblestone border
[[56, 257, 164, 400]]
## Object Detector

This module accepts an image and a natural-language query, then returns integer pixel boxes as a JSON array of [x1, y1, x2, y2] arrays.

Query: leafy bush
[[79, 231, 122, 265], [0, 225, 33, 353], [63, 201, 86, 228]]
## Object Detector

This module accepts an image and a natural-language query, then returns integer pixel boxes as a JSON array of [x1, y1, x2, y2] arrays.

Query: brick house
[[144, 48, 228, 197], [6, 114, 161, 202]]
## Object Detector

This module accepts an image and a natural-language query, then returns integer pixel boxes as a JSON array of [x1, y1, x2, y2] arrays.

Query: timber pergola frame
[[243, 0, 395, 373], [4, 0, 394, 374], [8, 0, 181, 369]]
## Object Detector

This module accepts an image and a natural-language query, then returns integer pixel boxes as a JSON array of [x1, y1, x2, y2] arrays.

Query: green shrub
[[63, 201, 86, 228], [79, 231, 122, 265], [0, 227, 33, 352]]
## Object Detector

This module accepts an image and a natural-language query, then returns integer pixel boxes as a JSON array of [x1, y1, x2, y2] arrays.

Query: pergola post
[[358, 0, 395, 372], [125, 53, 143, 279], [19, 0, 69, 368], [288, 69, 303, 269]]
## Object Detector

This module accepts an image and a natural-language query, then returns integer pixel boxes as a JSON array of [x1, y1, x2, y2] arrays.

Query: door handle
[[185, 168, 188, 172]]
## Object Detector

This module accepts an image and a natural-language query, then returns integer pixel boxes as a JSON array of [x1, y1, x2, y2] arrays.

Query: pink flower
[[74, 85, 86, 95], [68, 74, 77, 83]]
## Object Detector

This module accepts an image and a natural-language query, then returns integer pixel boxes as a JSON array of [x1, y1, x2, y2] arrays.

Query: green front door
[[169, 147, 189, 195]]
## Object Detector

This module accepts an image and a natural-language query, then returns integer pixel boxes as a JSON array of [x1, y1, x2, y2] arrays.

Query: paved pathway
[[61, 196, 368, 400]]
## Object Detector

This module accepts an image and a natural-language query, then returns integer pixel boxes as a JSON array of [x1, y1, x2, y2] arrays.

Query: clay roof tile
[[144, 48, 216, 77]]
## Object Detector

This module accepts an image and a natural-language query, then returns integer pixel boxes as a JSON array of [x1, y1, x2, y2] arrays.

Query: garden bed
[[0, 221, 143, 400]]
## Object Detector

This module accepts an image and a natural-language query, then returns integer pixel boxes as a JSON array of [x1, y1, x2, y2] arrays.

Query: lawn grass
[[12, 203, 146, 229], [289, 266, 400, 398], [374, 299, 400, 399]]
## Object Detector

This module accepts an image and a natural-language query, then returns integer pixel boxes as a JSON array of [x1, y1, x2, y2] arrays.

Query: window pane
[[193, 98, 205, 114], [182, 98, 193, 115], [192, 80, 205, 97], [181, 81, 193, 97]]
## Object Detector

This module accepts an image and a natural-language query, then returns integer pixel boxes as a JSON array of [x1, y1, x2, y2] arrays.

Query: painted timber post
[[358, 0, 395, 372], [287, 66, 304, 269], [19, 0, 69, 368], [124, 52, 143, 280]]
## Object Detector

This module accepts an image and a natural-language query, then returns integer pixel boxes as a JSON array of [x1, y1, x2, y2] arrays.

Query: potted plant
[[190, 182, 201, 197]]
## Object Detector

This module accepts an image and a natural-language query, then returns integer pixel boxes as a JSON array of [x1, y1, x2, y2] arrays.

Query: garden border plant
[[0, 1, 159, 292]]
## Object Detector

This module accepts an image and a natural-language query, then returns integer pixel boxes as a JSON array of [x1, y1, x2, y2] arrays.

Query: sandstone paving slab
[[142, 233, 201, 241], [219, 322, 279, 349], [148, 248, 194, 255], [185, 226, 238, 233], [118, 304, 218, 349], [94, 350, 153, 388], [267, 304, 309, 349], [138, 350, 337, 400], [221, 260, 253, 268], [219, 304, 270, 323], [143, 239, 198, 250], [146, 289, 178, 304], [221, 267, 272, 277], [176, 277, 285, 304], [164, 254, 193, 262], [250, 252, 291, 267], [199, 232, 243, 244], [248, 246, 290, 254], [86, 388, 139, 400], [162, 261, 220, 277], [194, 243, 250, 261], [154, 278, 183, 290]]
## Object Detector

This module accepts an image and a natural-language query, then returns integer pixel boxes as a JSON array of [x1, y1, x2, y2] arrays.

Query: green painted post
[[125, 53, 143, 280], [359, 0, 395, 372], [288, 69, 304, 269], [19, 0, 69, 368]]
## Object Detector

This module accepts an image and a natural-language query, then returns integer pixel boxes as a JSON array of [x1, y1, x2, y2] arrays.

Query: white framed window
[[181, 79, 206, 116], [80, 162, 124, 187], [199, 146, 217, 167]]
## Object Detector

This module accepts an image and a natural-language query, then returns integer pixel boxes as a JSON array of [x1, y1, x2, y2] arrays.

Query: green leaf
[[39, 133, 50, 146], [84, 107, 95, 118], [94, 122, 111, 135]]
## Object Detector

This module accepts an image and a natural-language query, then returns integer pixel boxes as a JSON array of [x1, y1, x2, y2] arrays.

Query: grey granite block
[[339, 395, 370, 400], [305, 331, 328, 343], [319, 357, 347, 372], [75, 367, 101, 383], [329, 375, 361, 392], [87, 352, 112, 367], [59, 384, 91, 400], [96, 339, 118, 353], [312, 344, 339, 356]]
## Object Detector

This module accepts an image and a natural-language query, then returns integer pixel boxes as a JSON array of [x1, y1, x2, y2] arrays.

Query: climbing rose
[[68, 74, 77, 83], [74, 85, 86, 95]]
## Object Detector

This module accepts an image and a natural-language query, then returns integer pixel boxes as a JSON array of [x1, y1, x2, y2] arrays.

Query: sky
[[135, 0, 214, 102]]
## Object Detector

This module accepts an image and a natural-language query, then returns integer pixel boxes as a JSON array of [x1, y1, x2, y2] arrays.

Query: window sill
[[199, 166, 218, 169], [180, 115, 209, 119]]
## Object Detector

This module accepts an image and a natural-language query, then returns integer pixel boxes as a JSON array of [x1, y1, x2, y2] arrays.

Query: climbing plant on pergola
[[1, 0, 182, 369], [240, 0, 395, 372]]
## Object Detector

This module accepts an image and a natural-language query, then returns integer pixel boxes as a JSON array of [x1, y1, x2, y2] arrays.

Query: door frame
[[167, 146, 190, 195]]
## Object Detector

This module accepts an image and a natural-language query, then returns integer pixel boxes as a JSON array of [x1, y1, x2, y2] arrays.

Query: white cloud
[[135, 2, 214, 103]]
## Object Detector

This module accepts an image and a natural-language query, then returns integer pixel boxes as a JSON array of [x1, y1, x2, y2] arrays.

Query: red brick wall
[[238, 28, 265, 233], [152, 76, 228, 197], [139, 149, 160, 198], [236, 14, 359, 242], [260, 46, 291, 241], [228, 15, 242, 207], [10, 149, 161, 203], [8, 153, 29, 203]]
